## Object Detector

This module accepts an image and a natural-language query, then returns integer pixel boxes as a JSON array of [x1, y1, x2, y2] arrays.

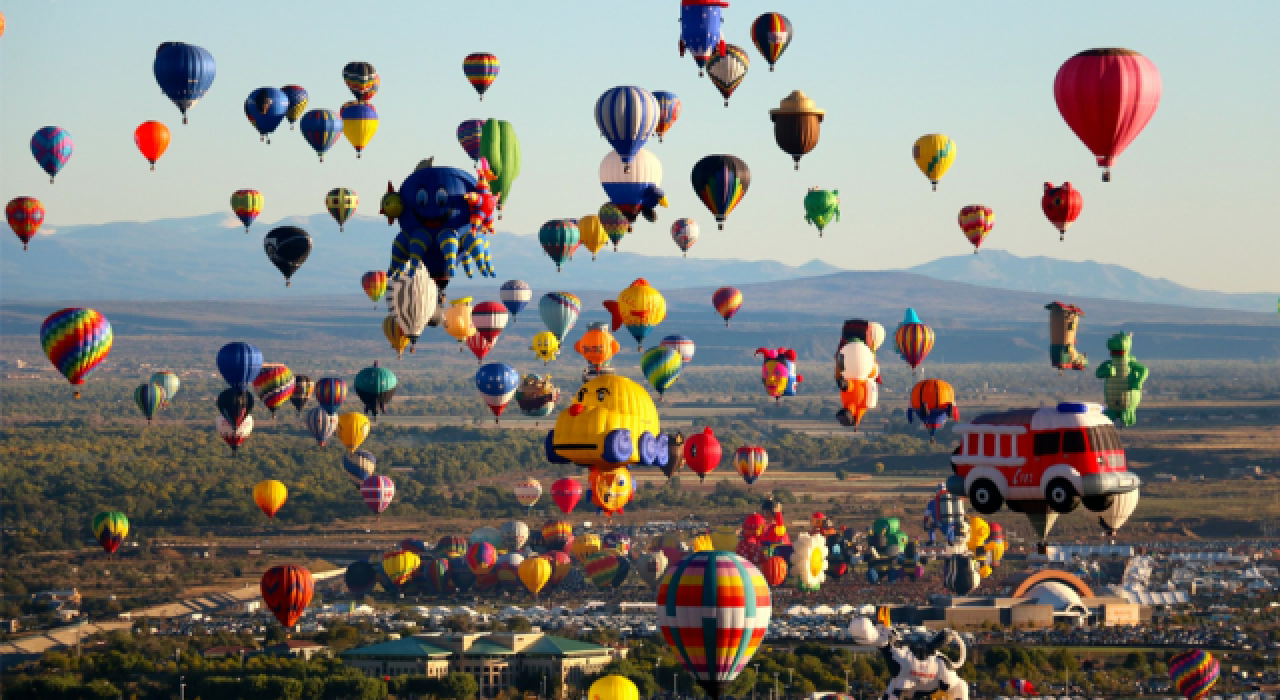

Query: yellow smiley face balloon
[[549, 374, 661, 469]]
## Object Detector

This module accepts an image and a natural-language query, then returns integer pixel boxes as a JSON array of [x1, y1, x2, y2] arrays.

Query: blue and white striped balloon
[[500, 280, 532, 318], [594, 86, 659, 170]]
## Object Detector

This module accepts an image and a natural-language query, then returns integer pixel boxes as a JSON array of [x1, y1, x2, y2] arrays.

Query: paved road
[[0, 569, 343, 662]]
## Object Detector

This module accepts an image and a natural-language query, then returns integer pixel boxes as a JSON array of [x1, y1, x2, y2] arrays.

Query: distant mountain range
[[2, 214, 1274, 316]]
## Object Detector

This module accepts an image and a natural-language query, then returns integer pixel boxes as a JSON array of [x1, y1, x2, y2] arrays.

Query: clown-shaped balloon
[[463, 157, 499, 236], [589, 466, 634, 518], [755, 347, 802, 401]]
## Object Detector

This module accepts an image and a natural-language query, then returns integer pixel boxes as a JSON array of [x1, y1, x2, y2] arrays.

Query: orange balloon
[[134, 121, 171, 170]]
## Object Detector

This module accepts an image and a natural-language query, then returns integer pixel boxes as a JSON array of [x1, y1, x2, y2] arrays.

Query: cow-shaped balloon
[[847, 615, 969, 700]]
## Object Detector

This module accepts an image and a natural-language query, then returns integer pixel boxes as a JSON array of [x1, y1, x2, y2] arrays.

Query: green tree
[[441, 671, 479, 700]]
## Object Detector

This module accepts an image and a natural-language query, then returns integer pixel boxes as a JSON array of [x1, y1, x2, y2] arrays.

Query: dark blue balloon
[[153, 42, 216, 124], [385, 161, 479, 284], [678, 2, 727, 74], [245, 87, 289, 142], [475, 363, 519, 398], [216, 342, 263, 392], [344, 560, 377, 595], [448, 556, 476, 592]]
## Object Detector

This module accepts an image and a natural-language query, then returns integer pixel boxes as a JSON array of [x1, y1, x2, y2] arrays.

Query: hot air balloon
[[7, 197, 45, 250], [341, 61, 379, 101], [361, 474, 395, 515], [679, 0, 728, 76], [912, 134, 955, 191], [578, 215, 609, 260], [343, 449, 376, 485], [586, 552, 631, 588], [670, 218, 699, 256], [513, 478, 543, 509], [711, 287, 742, 327], [344, 560, 377, 595], [641, 346, 682, 399], [660, 335, 696, 365], [595, 86, 659, 171], [217, 414, 253, 454], [291, 375, 314, 413], [386, 261, 439, 349], [757, 348, 802, 400], [1043, 182, 1083, 241], [735, 446, 768, 486], [479, 119, 521, 214], [501, 521, 530, 551], [658, 551, 772, 700], [603, 278, 667, 351], [354, 362, 397, 420], [598, 203, 629, 250], [473, 301, 510, 350], [540, 292, 581, 342], [518, 556, 552, 597], [252, 363, 296, 416], [324, 188, 358, 231], [683, 427, 723, 483], [282, 85, 308, 129], [443, 298, 477, 347], [30, 127, 73, 183], [893, 308, 934, 374], [245, 87, 287, 143], [591, 675, 639, 700], [572, 534, 603, 565], [770, 91, 823, 169], [516, 374, 559, 419], [539, 219, 579, 272], [1099, 489, 1140, 542], [315, 378, 347, 416], [337, 412, 370, 452], [1055, 48, 1161, 182], [803, 188, 840, 236], [261, 564, 314, 627], [384, 551, 422, 590], [476, 363, 520, 422], [466, 542, 499, 575], [133, 121, 170, 170], [760, 555, 787, 586], [907, 379, 958, 443], [707, 44, 749, 107], [216, 342, 262, 392], [600, 150, 669, 231], [40, 308, 112, 398], [463, 53, 500, 100], [497, 281, 532, 320], [958, 205, 995, 253], [253, 479, 287, 518], [217, 388, 254, 430], [340, 101, 378, 158], [304, 406, 337, 447], [153, 42, 216, 124], [691, 155, 750, 230], [299, 109, 342, 162], [542, 521, 574, 553], [638, 551, 668, 588], [151, 371, 181, 406], [361, 271, 388, 306], [575, 321, 620, 369], [1170, 649, 1219, 700], [653, 91, 682, 143], [92, 512, 129, 555], [552, 478, 583, 515], [531, 332, 560, 364], [230, 190, 263, 233], [751, 13, 793, 71], [457, 119, 485, 162], [264, 226, 312, 286]]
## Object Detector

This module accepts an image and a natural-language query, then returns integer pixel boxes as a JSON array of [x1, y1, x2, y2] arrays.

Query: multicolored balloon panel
[[40, 308, 113, 397]]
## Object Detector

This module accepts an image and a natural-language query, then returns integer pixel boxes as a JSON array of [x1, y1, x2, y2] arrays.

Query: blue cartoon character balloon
[[679, 0, 729, 77], [383, 157, 494, 290]]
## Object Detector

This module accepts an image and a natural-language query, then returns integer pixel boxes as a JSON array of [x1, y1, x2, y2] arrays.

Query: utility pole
[[773, 671, 779, 700], [180, 675, 186, 700], [844, 670, 850, 695], [753, 663, 760, 700]]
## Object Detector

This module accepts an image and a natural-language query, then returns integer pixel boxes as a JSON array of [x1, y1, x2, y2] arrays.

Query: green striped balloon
[[641, 346, 682, 397], [134, 383, 165, 423]]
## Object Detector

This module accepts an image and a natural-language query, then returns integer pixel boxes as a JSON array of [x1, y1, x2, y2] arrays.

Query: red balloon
[[465, 333, 494, 363], [761, 555, 788, 586], [547, 550, 573, 586], [682, 426, 722, 482], [134, 121, 171, 170], [736, 536, 765, 566], [1054, 48, 1161, 182], [261, 565, 314, 628], [551, 477, 583, 515], [743, 513, 767, 538], [1042, 182, 1083, 242], [6, 196, 45, 250]]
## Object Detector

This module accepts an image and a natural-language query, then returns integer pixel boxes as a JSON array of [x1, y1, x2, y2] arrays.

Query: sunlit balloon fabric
[[957, 205, 994, 252], [463, 53, 500, 100], [253, 479, 288, 518], [671, 218, 698, 257], [691, 155, 750, 230], [653, 91, 682, 143], [315, 377, 347, 415], [361, 474, 395, 514], [382, 550, 421, 587], [282, 85, 309, 128], [304, 407, 337, 447], [514, 478, 543, 508], [300, 109, 342, 162], [31, 126, 73, 183], [912, 133, 955, 191], [734, 446, 768, 486], [340, 101, 378, 158], [7, 196, 45, 250], [217, 414, 253, 453], [362, 270, 388, 305], [337, 412, 371, 452], [641, 346, 682, 397], [894, 308, 935, 373], [253, 363, 296, 415], [595, 86, 659, 169], [1054, 48, 1162, 182], [457, 119, 485, 163], [657, 551, 772, 700], [134, 382, 164, 422], [230, 190, 263, 233], [706, 45, 750, 107], [134, 121, 171, 170], [750, 13, 793, 71], [153, 42, 216, 124], [712, 287, 742, 326], [92, 511, 129, 554], [342, 61, 379, 102], [1042, 182, 1083, 241], [343, 449, 376, 485], [1170, 649, 1219, 700], [326, 187, 358, 231], [41, 308, 113, 397]]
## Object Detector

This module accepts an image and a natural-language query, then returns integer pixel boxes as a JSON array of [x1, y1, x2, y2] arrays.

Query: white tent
[[811, 604, 835, 616], [784, 605, 812, 616]]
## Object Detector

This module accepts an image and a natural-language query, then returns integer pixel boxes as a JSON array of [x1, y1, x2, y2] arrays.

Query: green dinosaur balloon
[[803, 188, 840, 236], [480, 119, 521, 215], [1095, 332, 1148, 427]]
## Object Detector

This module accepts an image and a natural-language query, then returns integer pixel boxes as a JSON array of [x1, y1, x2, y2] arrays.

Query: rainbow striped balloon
[[893, 308, 935, 372], [712, 287, 743, 326], [361, 270, 388, 305], [734, 446, 769, 486], [92, 511, 129, 554], [457, 119, 485, 162], [252, 363, 296, 415], [691, 155, 751, 230], [598, 202, 630, 249], [958, 205, 995, 252], [466, 541, 498, 575], [463, 53, 500, 100], [585, 552, 630, 589], [315, 377, 347, 415], [1170, 649, 1219, 700], [41, 308, 113, 397], [658, 551, 772, 700]]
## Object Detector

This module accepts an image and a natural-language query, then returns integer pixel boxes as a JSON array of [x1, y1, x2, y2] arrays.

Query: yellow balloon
[[253, 479, 287, 519], [578, 215, 609, 260], [912, 133, 956, 191], [605, 278, 667, 350], [342, 101, 379, 155], [691, 534, 713, 552], [382, 550, 421, 586], [532, 331, 561, 363], [967, 515, 990, 554], [571, 533, 602, 565], [979, 564, 993, 578], [443, 297, 476, 343], [518, 556, 552, 596], [550, 374, 661, 469], [590, 676, 639, 700], [382, 315, 410, 359], [337, 412, 371, 452]]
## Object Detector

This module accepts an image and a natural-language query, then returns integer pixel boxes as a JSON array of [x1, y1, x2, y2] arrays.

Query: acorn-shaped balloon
[[769, 91, 824, 170]]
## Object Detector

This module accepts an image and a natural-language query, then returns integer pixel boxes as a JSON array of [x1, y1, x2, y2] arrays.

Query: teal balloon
[[539, 292, 581, 342], [134, 383, 165, 422], [538, 220, 579, 271], [641, 346, 682, 396]]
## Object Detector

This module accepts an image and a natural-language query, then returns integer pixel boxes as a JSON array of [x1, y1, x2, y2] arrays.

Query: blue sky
[[2, 1, 1276, 293]]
